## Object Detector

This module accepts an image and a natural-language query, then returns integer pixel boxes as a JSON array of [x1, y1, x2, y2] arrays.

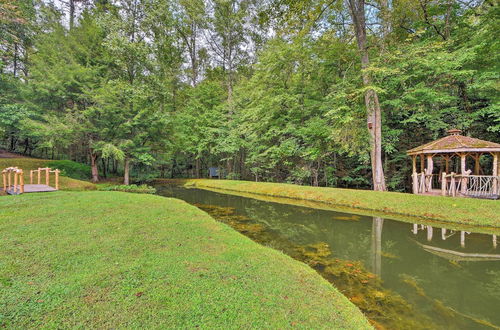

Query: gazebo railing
[[441, 173, 499, 198]]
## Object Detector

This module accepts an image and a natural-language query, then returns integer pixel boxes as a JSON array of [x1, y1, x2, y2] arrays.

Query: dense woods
[[1, 0, 498, 190]]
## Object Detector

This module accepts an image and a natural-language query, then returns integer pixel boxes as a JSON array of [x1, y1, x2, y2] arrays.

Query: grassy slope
[[0, 191, 370, 329], [174, 179, 500, 229], [0, 158, 95, 191]]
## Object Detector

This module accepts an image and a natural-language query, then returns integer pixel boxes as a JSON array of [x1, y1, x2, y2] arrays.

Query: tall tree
[[347, 0, 386, 191]]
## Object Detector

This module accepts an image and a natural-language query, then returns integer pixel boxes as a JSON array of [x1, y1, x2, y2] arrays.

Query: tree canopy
[[1, 0, 498, 190]]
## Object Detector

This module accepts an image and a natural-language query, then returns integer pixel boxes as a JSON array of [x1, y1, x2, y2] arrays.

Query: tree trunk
[[348, 0, 386, 191], [124, 158, 131, 185], [90, 152, 99, 183], [101, 158, 107, 178], [195, 157, 201, 178], [69, 0, 75, 29]]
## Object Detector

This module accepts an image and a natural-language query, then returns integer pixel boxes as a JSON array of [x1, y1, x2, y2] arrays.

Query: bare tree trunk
[[90, 152, 99, 183], [69, 0, 75, 29], [195, 157, 201, 178], [13, 43, 18, 77], [124, 158, 131, 185], [348, 0, 386, 191]]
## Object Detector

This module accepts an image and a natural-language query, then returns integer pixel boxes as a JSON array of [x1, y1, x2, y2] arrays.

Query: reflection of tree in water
[[166, 186, 500, 328], [194, 203, 443, 329], [484, 270, 500, 299], [371, 217, 383, 277]]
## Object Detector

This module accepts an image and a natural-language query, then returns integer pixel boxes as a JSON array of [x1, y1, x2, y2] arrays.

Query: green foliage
[[98, 184, 156, 194], [47, 160, 91, 180], [0, 0, 498, 190]]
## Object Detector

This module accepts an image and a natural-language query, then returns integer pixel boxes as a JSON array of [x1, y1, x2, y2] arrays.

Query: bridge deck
[[5, 184, 57, 195]]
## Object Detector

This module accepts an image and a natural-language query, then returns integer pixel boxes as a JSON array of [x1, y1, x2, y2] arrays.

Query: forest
[[1, 0, 498, 191]]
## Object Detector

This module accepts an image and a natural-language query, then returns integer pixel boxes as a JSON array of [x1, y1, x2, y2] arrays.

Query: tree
[[347, 0, 386, 191]]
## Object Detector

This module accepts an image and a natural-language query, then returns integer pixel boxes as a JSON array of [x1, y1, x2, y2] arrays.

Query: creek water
[[156, 184, 500, 329]]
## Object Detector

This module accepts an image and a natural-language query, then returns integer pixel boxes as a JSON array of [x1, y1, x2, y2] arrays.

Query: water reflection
[[156, 185, 500, 329], [411, 224, 500, 262], [370, 217, 383, 276]]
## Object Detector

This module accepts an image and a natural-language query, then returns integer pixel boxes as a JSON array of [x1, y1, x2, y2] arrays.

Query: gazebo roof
[[407, 129, 500, 155]]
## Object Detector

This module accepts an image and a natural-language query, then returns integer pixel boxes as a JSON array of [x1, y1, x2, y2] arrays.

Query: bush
[[47, 160, 91, 180], [98, 184, 156, 194]]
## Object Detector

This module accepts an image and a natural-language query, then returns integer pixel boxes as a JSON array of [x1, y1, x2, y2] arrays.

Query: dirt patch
[[0, 150, 21, 158]]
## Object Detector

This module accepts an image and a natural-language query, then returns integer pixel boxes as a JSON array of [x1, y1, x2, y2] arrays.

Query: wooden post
[[450, 173, 456, 197], [460, 154, 467, 194], [45, 168, 50, 186], [2, 171, 6, 192], [441, 172, 447, 196], [426, 155, 433, 191], [445, 155, 449, 173], [474, 154, 480, 175], [8, 171, 11, 190], [19, 170, 24, 193], [420, 155, 424, 173], [30, 170, 33, 184], [412, 156, 416, 174], [37, 168, 41, 184], [493, 153, 498, 195], [55, 170, 59, 190], [412, 173, 418, 194], [13, 171, 18, 194]]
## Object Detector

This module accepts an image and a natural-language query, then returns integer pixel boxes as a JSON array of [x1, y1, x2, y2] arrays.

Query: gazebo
[[407, 129, 500, 199]]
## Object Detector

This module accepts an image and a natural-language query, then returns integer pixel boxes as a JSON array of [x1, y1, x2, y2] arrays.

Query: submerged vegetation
[[0, 191, 370, 328], [192, 201, 497, 329]]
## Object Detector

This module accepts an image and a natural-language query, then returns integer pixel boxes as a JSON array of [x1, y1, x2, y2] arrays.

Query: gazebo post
[[493, 153, 498, 195], [473, 153, 480, 175], [460, 153, 467, 194], [420, 155, 424, 173], [411, 156, 418, 194], [426, 155, 433, 191]]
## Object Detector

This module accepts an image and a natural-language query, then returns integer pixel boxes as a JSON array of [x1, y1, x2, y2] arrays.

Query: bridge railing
[[30, 168, 60, 190], [2, 167, 24, 194]]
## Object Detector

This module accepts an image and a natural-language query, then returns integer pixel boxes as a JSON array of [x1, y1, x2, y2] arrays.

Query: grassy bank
[[0, 191, 369, 328], [0, 158, 95, 191], [167, 179, 500, 229]]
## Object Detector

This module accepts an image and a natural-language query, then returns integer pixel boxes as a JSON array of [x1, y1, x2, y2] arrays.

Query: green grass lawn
[[0, 158, 96, 192], [0, 191, 370, 329], [169, 179, 500, 230]]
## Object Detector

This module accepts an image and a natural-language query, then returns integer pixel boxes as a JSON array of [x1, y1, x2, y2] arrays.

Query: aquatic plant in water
[[193, 203, 439, 329]]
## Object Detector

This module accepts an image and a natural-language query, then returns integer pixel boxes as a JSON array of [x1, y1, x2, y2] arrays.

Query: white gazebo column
[[426, 155, 434, 191], [493, 153, 498, 195], [460, 153, 467, 194], [412, 156, 418, 194]]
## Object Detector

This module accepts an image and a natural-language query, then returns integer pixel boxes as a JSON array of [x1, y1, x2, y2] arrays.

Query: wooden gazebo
[[407, 129, 500, 199]]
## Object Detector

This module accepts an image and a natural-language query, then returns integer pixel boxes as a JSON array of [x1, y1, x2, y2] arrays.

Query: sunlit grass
[[0, 191, 369, 328], [169, 179, 500, 229]]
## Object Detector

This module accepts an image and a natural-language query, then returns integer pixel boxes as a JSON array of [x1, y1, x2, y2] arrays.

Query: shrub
[[98, 184, 156, 194], [47, 160, 91, 180]]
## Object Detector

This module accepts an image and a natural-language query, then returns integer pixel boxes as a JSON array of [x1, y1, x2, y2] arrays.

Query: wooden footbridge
[[2, 167, 60, 195]]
